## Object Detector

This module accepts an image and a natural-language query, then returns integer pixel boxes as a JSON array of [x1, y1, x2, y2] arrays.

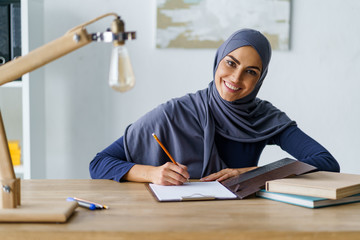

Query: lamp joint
[[2, 185, 11, 193], [73, 34, 81, 43]]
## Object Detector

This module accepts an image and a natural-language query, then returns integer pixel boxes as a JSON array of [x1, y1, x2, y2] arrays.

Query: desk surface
[[0, 179, 360, 240]]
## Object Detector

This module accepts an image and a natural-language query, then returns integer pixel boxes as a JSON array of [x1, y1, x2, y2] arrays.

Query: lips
[[224, 81, 241, 91]]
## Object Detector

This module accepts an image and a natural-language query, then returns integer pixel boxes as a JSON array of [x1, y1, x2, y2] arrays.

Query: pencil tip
[[152, 133, 159, 140]]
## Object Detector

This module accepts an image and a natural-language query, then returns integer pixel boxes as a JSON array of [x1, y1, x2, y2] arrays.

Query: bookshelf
[[0, 0, 45, 179]]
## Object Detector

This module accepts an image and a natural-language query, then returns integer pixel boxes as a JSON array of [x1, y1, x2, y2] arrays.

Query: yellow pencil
[[152, 133, 178, 166]]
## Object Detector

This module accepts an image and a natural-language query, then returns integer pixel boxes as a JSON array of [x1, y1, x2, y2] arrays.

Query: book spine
[[0, 4, 10, 66], [9, 2, 21, 80], [10, 3, 21, 60]]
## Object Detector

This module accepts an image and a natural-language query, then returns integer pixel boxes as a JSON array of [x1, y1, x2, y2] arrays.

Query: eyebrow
[[227, 55, 262, 72]]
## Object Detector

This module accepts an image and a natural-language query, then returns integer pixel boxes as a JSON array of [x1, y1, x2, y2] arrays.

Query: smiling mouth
[[224, 81, 241, 91]]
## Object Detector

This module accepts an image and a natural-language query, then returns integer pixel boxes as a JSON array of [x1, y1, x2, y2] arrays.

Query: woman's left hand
[[200, 167, 257, 182]]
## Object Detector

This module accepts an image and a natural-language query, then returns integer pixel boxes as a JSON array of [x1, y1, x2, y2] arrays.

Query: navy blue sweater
[[89, 125, 340, 181]]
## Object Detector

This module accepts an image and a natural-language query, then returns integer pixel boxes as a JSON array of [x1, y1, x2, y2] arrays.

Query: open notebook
[[148, 181, 237, 202]]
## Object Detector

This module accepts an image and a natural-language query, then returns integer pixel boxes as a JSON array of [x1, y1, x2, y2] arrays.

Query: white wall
[[41, 0, 360, 179]]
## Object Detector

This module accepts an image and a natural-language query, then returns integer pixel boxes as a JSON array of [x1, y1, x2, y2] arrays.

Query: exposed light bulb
[[109, 44, 135, 92]]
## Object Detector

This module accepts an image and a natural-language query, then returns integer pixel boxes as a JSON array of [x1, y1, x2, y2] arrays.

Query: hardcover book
[[265, 171, 360, 199], [221, 158, 316, 199], [257, 190, 360, 208]]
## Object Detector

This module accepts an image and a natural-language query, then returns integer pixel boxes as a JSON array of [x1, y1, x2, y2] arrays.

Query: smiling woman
[[89, 29, 340, 186]]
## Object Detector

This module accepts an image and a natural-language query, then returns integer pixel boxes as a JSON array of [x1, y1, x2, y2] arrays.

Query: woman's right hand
[[150, 162, 190, 186], [123, 162, 190, 186]]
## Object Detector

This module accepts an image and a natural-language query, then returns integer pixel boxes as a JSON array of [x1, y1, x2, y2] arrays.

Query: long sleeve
[[271, 125, 340, 172], [89, 136, 135, 182]]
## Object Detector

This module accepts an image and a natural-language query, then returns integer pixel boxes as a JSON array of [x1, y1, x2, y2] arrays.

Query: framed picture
[[157, 0, 291, 50]]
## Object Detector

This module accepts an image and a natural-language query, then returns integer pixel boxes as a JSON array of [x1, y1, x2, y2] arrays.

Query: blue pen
[[67, 197, 96, 210]]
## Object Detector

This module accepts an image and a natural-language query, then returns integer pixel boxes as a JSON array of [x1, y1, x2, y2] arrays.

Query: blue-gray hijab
[[124, 29, 295, 178]]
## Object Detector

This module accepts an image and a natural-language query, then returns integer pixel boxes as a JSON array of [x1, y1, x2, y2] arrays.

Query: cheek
[[214, 64, 228, 83], [214, 68, 223, 89], [214, 73, 221, 94], [249, 78, 259, 90], [243, 75, 260, 91]]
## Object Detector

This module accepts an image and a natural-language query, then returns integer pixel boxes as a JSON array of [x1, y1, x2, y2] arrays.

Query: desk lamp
[[0, 13, 135, 222]]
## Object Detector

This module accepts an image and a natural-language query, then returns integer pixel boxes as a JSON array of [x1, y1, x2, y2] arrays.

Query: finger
[[200, 171, 223, 181], [177, 165, 190, 179], [217, 173, 232, 182], [161, 179, 181, 186], [202, 168, 235, 181], [177, 163, 188, 171], [169, 163, 190, 180], [161, 163, 188, 184], [166, 170, 188, 185], [156, 170, 185, 186]]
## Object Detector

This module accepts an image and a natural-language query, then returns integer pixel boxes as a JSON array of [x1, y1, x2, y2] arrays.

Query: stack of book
[[257, 171, 360, 208], [8, 140, 21, 166]]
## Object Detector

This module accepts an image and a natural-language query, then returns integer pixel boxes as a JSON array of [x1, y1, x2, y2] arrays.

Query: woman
[[90, 29, 340, 185]]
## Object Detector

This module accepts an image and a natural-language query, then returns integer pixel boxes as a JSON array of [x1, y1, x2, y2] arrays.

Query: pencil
[[152, 133, 178, 166]]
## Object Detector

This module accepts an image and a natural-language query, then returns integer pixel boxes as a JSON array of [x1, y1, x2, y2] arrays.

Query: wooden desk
[[0, 179, 360, 240]]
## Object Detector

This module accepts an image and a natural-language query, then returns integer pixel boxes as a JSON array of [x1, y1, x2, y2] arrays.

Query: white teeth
[[224, 81, 240, 91]]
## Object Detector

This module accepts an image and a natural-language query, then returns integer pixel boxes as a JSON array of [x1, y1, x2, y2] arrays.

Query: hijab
[[124, 29, 295, 178]]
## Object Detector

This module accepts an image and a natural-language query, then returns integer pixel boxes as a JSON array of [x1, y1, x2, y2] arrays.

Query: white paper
[[149, 181, 237, 201]]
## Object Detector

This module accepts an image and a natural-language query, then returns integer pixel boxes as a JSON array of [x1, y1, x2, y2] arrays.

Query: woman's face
[[215, 46, 262, 102]]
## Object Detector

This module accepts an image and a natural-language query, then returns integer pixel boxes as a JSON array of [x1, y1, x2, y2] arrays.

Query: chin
[[222, 92, 249, 102], [220, 94, 237, 102], [222, 90, 244, 102]]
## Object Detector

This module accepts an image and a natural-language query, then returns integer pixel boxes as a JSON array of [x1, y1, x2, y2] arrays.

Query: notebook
[[148, 181, 237, 202]]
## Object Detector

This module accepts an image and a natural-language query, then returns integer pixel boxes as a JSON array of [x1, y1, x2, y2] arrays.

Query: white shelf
[[1, 81, 23, 88], [14, 165, 24, 179], [14, 165, 24, 174], [21, 0, 45, 179]]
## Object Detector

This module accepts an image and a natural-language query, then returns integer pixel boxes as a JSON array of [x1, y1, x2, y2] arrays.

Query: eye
[[246, 69, 258, 76], [225, 60, 236, 68]]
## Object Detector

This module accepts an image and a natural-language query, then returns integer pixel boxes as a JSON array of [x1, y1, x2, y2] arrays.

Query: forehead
[[226, 46, 262, 70]]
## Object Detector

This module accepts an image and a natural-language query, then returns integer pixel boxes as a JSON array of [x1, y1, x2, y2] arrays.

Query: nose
[[231, 68, 244, 83]]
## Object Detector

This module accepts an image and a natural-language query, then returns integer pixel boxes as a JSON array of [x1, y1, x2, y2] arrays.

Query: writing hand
[[150, 162, 190, 186], [200, 167, 257, 182]]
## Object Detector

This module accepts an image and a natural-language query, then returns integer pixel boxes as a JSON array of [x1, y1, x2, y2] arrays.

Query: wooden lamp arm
[[0, 13, 122, 85], [0, 27, 91, 85]]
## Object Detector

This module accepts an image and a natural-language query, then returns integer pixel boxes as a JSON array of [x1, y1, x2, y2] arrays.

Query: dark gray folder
[[221, 158, 317, 199]]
